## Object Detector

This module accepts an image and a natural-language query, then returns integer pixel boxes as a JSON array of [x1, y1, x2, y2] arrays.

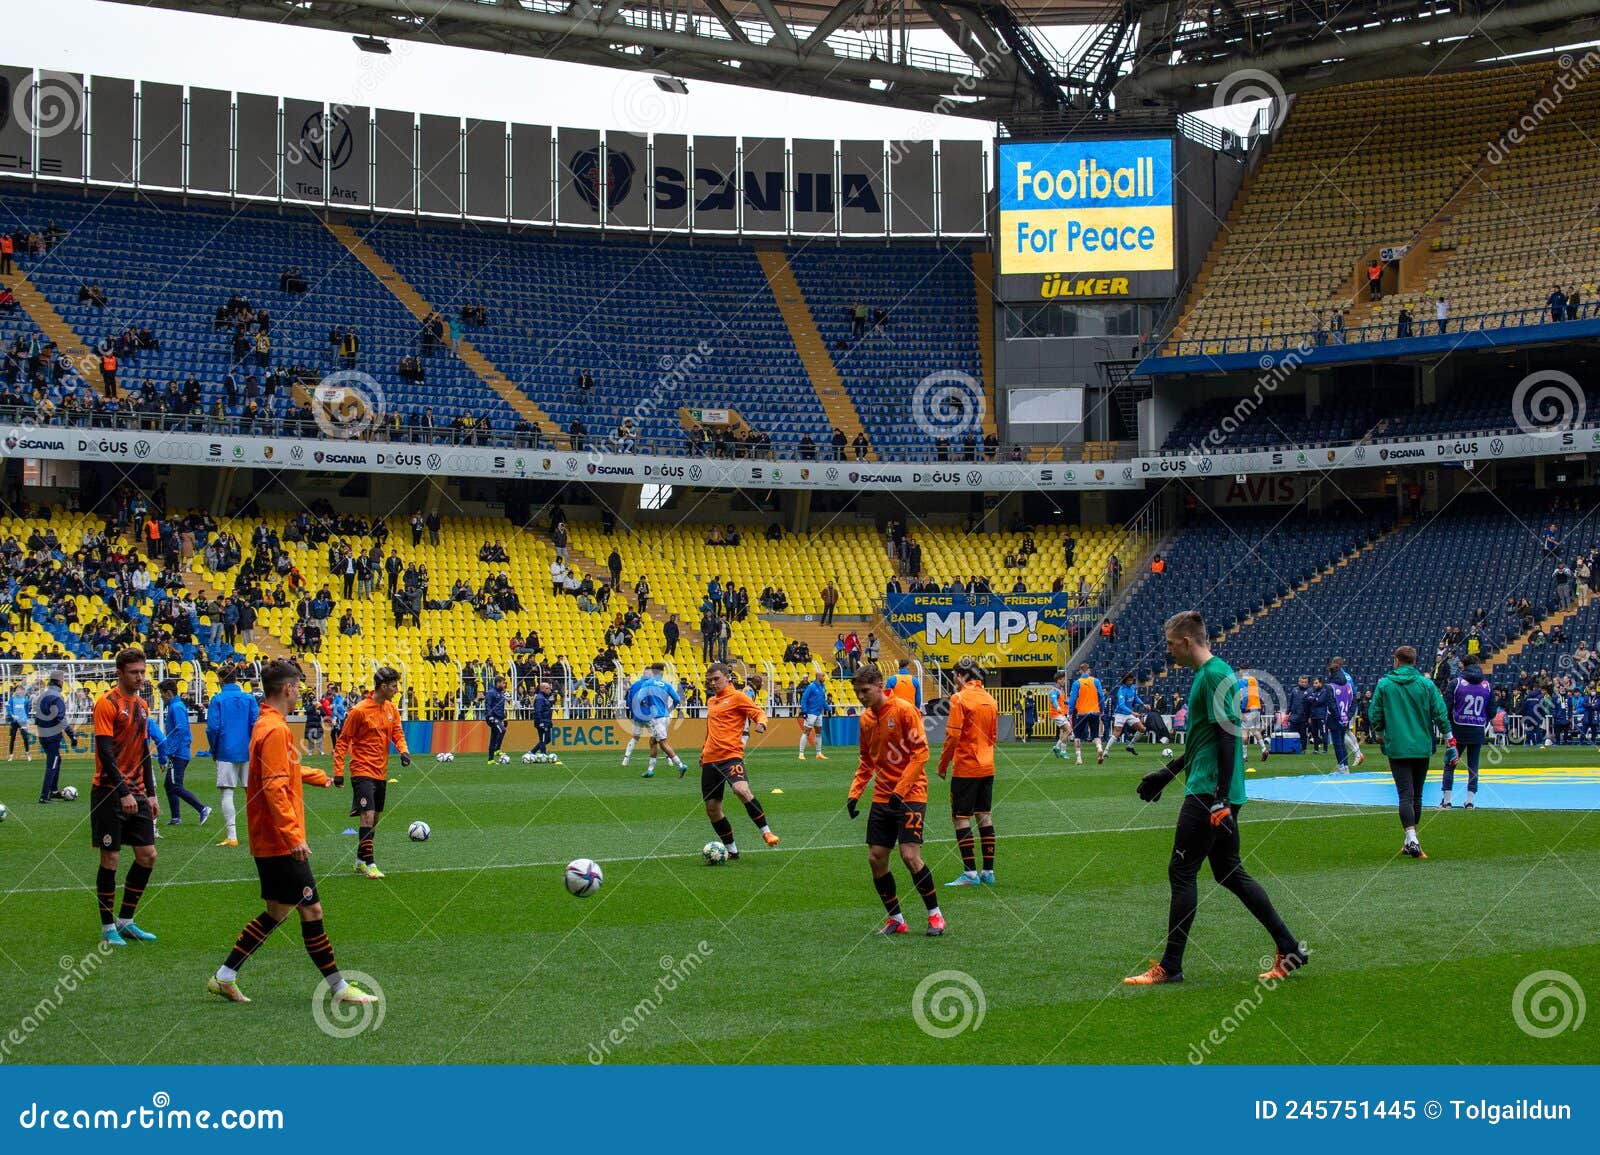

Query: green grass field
[[0, 741, 1596, 1065]]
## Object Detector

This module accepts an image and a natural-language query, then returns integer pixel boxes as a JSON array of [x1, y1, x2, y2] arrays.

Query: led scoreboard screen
[[997, 138, 1175, 276]]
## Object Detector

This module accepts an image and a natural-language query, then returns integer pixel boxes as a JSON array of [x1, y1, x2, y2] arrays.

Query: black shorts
[[700, 758, 747, 802], [254, 854, 320, 906], [866, 799, 926, 847], [349, 777, 387, 816], [88, 785, 156, 851], [949, 775, 994, 818], [1073, 714, 1101, 741]]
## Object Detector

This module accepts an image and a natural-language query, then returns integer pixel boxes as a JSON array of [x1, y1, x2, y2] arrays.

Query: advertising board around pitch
[[998, 138, 1175, 276]]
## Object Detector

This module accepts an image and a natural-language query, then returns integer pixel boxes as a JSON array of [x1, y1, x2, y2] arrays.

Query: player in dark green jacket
[[1369, 645, 1451, 859], [1125, 610, 1308, 986]]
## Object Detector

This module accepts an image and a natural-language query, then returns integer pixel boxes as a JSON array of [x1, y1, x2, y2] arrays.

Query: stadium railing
[[1165, 300, 1600, 358], [0, 407, 1122, 465]]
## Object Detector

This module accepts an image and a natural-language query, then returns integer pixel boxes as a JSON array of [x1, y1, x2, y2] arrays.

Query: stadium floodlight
[[353, 35, 391, 54], [652, 75, 689, 95]]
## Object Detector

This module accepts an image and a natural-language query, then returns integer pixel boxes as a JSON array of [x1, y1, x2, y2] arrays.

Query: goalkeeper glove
[[399, 753, 412, 768], [1208, 798, 1235, 834], [1136, 768, 1172, 802], [846, 796, 860, 820], [887, 791, 905, 813], [1135, 756, 1183, 802]]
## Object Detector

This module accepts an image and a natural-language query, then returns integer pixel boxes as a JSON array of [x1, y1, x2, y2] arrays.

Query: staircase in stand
[[0, 266, 109, 393], [323, 219, 560, 439], [754, 249, 871, 454], [1483, 601, 1586, 674]]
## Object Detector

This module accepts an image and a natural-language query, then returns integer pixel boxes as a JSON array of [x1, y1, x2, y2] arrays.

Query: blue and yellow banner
[[997, 138, 1174, 275], [885, 593, 1097, 666]]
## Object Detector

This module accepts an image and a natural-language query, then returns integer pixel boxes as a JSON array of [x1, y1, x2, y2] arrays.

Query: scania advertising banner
[[885, 593, 1099, 666], [0, 428, 1142, 492], [1135, 427, 1600, 479]]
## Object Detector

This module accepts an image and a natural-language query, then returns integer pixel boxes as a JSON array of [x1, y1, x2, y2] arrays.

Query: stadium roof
[[112, 0, 1600, 120], [108, 0, 1120, 119]]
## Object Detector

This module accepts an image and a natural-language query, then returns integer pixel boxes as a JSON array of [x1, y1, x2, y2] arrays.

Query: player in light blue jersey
[[1111, 674, 1147, 755], [624, 662, 686, 779], [798, 672, 831, 760]]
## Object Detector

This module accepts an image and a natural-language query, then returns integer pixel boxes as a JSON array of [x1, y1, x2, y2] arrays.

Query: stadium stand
[[1097, 496, 1600, 724], [1170, 64, 1550, 349], [1371, 69, 1600, 330], [4, 190, 521, 433], [366, 224, 834, 456], [784, 245, 992, 457], [1089, 507, 1392, 691]]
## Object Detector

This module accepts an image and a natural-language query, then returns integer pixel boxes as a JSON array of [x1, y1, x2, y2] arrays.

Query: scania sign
[[4, 435, 66, 452]]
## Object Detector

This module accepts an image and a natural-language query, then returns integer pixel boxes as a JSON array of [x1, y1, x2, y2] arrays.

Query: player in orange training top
[[848, 665, 944, 936], [698, 663, 777, 859], [207, 660, 379, 1007], [937, 657, 999, 887]]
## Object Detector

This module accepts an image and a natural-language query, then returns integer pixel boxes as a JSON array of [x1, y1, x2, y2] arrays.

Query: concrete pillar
[[210, 468, 237, 516], [1421, 362, 1438, 406], [791, 488, 812, 535]]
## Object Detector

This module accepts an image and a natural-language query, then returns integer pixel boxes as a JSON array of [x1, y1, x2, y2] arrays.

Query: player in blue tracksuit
[[624, 662, 685, 778], [484, 678, 508, 763], [1111, 675, 1147, 754], [157, 679, 209, 826], [330, 687, 350, 748], [529, 682, 555, 756], [34, 673, 69, 802], [799, 674, 831, 759], [206, 669, 260, 845], [7, 684, 33, 760]]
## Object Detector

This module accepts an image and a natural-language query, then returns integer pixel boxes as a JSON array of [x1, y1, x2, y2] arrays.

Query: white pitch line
[[1, 809, 1376, 897]]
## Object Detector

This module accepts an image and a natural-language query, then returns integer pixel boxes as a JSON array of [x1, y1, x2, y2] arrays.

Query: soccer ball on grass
[[60, 785, 78, 801], [436, 752, 455, 763], [496, 752, 511, 764], [408, 820, 431, 842], [564, 858, 603, 896], [702, 841, 728, 865]]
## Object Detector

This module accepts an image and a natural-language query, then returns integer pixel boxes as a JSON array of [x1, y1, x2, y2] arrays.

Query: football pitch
[[0, 742, 1595, 1065]]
